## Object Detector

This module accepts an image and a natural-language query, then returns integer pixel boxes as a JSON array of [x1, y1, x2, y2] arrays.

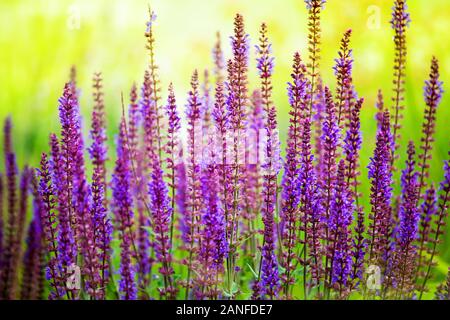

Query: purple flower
[[280, 52, 308, 296], [144, 9, 163, 160], [320, 87, 340, 241], [184, 70, 203, 299], [368, 111, 393, 269], [343, 98, 363, 205], [149, 156, 176, 299], [112, 116, 137, 300], [141, 70, 158, 164], [350, 206, 366, 288], [299, 116, 323, 291], [165, 83, 181, 248], [390, 0, 410, 165], [392, 141, 419, 297], [195, 165, 227, 299], [418, 57, 443, 193], [305, 0, 326, 114], [56, 84, 80, 286], [329, 160, 354, 293], [37, 153, 63, 299], [256, 23, 280, 300], [334, 29, 354, 128]]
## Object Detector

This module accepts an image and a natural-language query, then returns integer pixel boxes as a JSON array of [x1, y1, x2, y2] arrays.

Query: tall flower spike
[[343, 98, 363, 206], [241, 89, 263, 261], [56, 83, 80, 299], [368, 111, 393, 270], [303, 118, 324, 294], [134, 80, 153, 296], [165, 83, 181, 248], [329, 160, 354, 297], [305, 0, 326, 116], [197, 166, 228, 299], [334, 29, 354, 129], [184, 70, 203, 299], [145, 8, 163, 159], [392, 141, 419, 298], [321, 86, 340, 263], [112, 116, 137, 300], [281, 52, 308, 297], [87, 72, 110, 299], [68, 76, 92, 295], [89, 72, 108, 187], [418, 57, 443, 195], [141, 70, 158, 166], [227, 16, 249, 282], [149, 156, 176, 299], [37, 153, 63, 299], [350, 206, 366, 289], [390, 0, 411, 167], [255, 22, 280, 300], [212, 82, 233, 260]]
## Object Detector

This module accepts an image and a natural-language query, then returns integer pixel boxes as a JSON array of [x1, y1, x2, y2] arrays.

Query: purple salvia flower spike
[[390, 0, 410, 168], [368, 111, 393, 271], [256, 23, 280, 300], [418, 57, 443, 195], [392, 141, 419, 298], [321, 87, 340, 290], [165, 83, 181, 249], [305, 0, 326, 117], [37, 153, 63, 299], [281, 52, 308, 298], [112, 116, 137, 300], [344, 98, 363, 206], [226, 15, 249, 292], [329, 160, 354, 298], [144, 8, 164, 160], [56, 84, 79, 299], [184, 70, 203, 299], [334, 29, 354, 129], [149, 156, 176, 299], [350, 206, 366, 289], [88, 72, 111, 299]]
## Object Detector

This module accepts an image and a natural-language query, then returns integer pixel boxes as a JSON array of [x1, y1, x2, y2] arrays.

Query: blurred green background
[[0, 0, 449, 290]]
